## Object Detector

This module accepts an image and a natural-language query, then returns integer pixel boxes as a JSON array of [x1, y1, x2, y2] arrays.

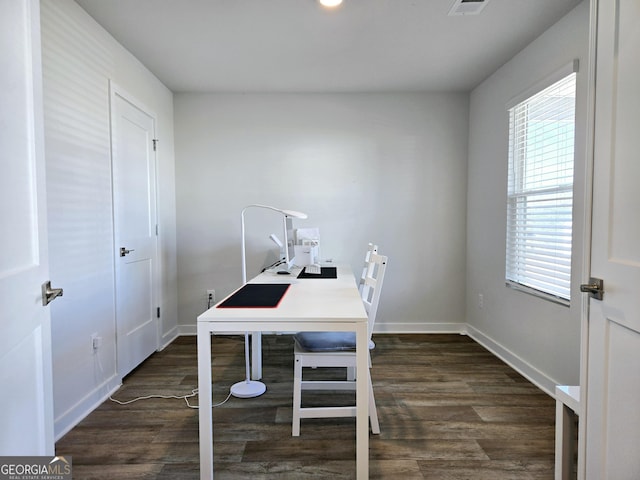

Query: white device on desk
[[294, 244, 319, 267], [296, 228, 320, 263]]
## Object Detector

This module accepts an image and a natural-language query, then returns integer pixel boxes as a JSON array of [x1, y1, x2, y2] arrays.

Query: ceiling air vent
[[448, 0, 490, 16]]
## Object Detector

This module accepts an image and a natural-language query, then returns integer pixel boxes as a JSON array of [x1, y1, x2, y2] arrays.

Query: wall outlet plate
[[91, 334, 102, 352]]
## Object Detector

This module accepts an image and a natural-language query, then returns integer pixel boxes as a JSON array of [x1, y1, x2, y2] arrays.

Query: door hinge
[[157, 307, 161, 318], [152, 139, 158, 151], [155, 224, 159, 236]]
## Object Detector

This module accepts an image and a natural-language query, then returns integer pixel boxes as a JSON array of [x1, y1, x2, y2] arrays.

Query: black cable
[[261, 257, 286, 272]]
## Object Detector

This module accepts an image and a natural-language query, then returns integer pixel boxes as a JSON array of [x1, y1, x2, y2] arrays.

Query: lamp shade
[[245, 204, 308, 219]]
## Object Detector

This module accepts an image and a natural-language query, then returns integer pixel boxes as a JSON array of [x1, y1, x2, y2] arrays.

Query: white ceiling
[[73, 0, 583, 93]]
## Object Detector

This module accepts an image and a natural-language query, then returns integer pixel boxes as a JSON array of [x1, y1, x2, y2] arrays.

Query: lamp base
[[230, 380, 266, 398]]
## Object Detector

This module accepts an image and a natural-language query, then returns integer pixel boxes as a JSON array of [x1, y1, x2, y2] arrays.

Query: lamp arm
[[244, 203, 308, 219]]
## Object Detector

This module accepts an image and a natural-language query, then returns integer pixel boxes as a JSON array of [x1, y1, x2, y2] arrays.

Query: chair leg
[[368, 369, 380, 434], [292, 355, 302, 436], [292, 356, 380, 436]]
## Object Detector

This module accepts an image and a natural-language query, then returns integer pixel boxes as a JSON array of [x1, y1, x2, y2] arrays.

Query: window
[[506, 69, 577, 303]]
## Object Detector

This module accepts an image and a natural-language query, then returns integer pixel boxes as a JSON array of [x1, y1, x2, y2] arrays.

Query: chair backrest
[[360, 251, 387, 341], [358, 243, 378, 295]]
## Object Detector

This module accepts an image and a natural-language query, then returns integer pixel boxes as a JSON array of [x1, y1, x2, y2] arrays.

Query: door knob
[[580, 277, 604, 300], [120, 247, 135, 257], [42, 281, 63, 306]]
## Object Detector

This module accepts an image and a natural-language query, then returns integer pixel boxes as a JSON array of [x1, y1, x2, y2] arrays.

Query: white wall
[[40, 0, 178, 438], [174, 93, 469, 333], [465, 1, 590, 392]]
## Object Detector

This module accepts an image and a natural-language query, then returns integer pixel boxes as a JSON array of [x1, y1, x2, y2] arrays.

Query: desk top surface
[[198, 264, 367, 323]]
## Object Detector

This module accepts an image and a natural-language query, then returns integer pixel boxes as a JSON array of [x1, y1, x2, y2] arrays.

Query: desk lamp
[[231, 204, 308, 398]]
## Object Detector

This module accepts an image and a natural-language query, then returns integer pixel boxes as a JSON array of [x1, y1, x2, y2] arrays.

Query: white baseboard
[[159, 326, 179, 350], [464, 324, 557, 397], [54, 373, 121, 441], [178, 324, 197, 336], [374, 322, 467, 334]]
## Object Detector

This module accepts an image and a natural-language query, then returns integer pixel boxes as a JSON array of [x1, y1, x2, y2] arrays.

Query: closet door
[[111, 87, 159, 378]]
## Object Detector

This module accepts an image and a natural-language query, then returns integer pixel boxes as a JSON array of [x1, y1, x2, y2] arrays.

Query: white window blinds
[[506, 72, 577, 302]]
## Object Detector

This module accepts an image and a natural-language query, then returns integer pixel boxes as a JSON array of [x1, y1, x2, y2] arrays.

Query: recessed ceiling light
[[319, 0, 343, 8]]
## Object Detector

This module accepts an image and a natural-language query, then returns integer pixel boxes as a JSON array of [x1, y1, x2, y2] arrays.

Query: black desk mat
[[217, 283, 291, 308], [297, 266, 337, 279]]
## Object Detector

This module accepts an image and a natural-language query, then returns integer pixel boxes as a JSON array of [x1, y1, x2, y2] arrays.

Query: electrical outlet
[[478, 294, 484, 309], [91, 334, 102, 352], [207, 289, 216, 303]]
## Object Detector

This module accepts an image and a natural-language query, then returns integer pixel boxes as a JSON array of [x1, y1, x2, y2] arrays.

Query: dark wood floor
[[56, 334, 556, 479]]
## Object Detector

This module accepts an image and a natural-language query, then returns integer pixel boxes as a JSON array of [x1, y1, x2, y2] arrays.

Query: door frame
[[109, 81, 161, 377]]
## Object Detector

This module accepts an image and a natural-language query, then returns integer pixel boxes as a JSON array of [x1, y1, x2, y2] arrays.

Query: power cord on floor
[[109, 388, 233, 409], [94, 342, 234, 409]]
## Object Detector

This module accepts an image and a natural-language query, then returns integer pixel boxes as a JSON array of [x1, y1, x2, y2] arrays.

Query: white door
[[0, 0, 55, 455], [583, 0, 640, 478], [111, 87, 159, 378]]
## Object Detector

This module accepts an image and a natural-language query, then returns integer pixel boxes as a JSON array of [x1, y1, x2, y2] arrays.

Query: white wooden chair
[[348, 242, 377, 381], [359, 243, 378, 293], [291, 250, 388, 436]]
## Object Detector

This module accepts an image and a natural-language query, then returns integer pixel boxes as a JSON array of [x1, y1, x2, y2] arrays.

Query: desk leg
[[197, 324, 213, 479], [355, 323, 369, 480], [251, 332, 262, 380], [555, 400, 577, 480]]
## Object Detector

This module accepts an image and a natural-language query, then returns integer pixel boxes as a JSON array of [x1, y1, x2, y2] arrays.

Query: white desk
[[197, 265, 370, 479]]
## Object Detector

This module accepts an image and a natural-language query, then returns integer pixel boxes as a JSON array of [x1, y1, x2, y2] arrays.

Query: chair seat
[[294, 332, 356, 352], [295, 332, 375, 352]]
